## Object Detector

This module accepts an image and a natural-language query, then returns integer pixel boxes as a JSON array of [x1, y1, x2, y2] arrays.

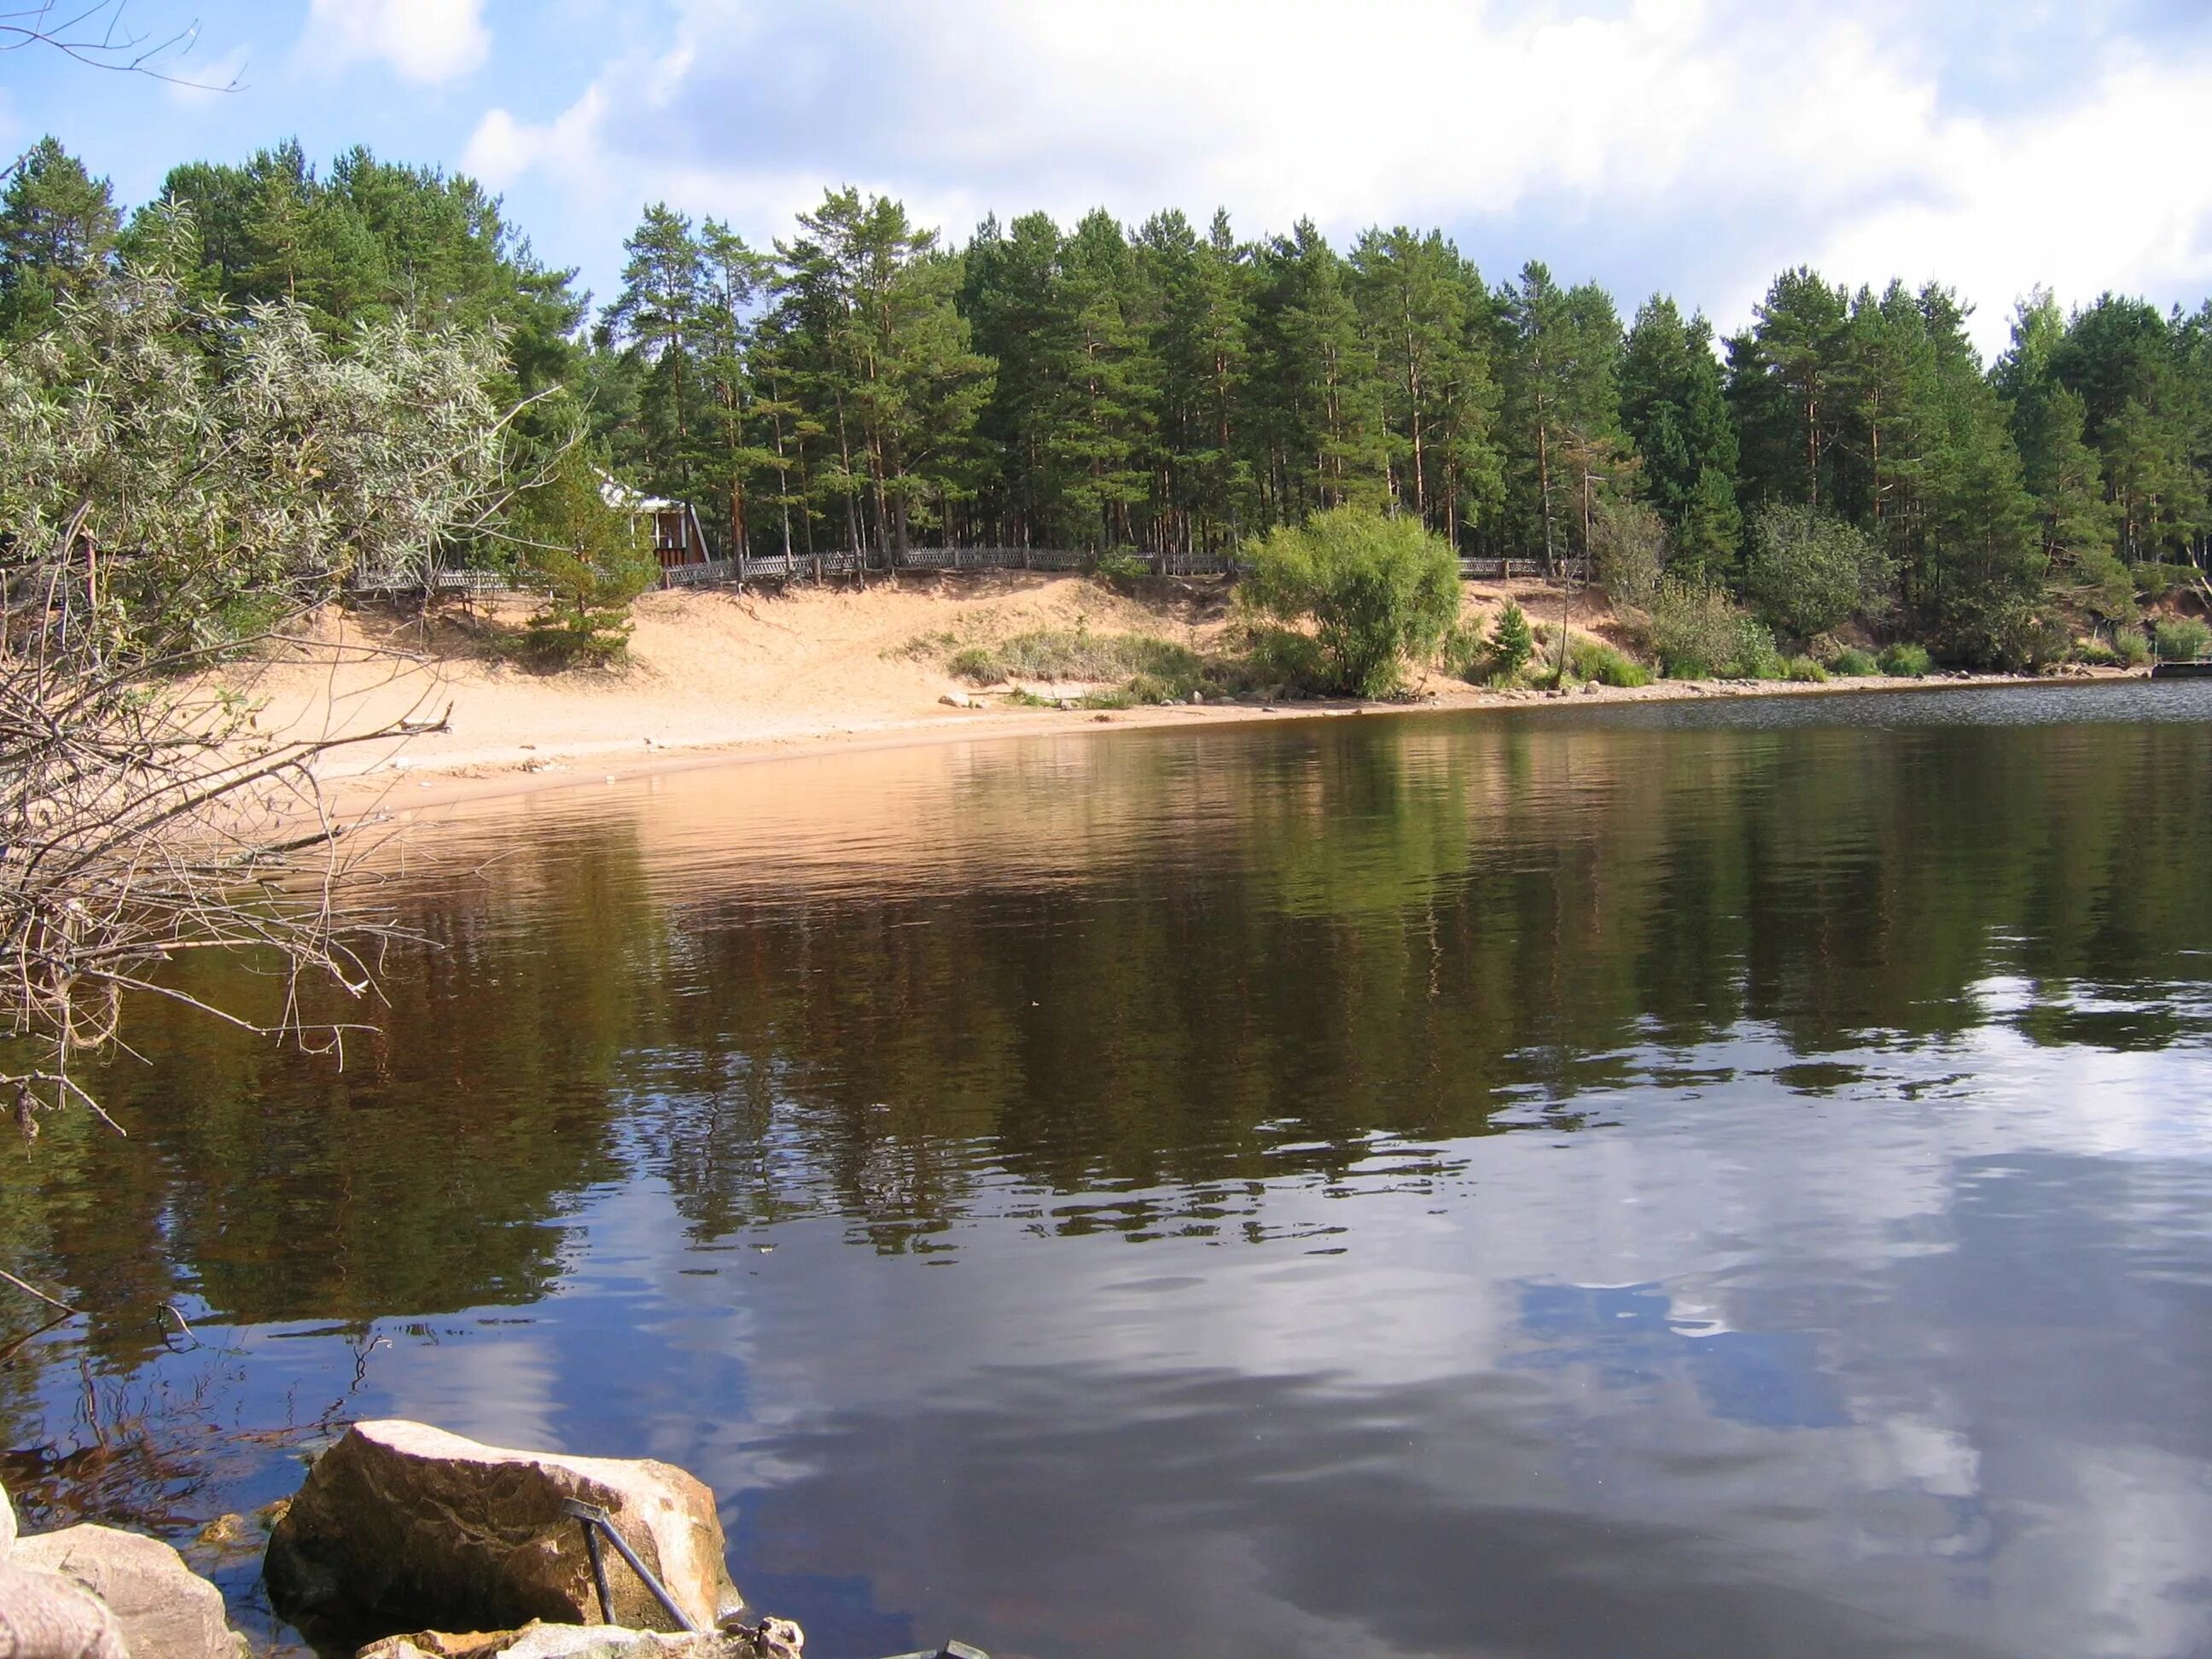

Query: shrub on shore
[[947, 628, 1203, 688], [1878, 643, 1932, 678], [2115, 628, 2153, 667], [1828, 647, 1879, 677], [1785, 655, 1829, 683], [2154, 616, 2212, 661], [1648, 580, 1741, 678], [1239, 509, 1459, 696], [1569, 639, 1651, 687]]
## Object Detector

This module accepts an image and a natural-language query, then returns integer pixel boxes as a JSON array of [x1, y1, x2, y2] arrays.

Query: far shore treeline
[[6, 135, 2211, 667]]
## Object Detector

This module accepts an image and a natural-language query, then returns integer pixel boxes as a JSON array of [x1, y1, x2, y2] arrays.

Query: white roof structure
[[597, 471, 679, 515]]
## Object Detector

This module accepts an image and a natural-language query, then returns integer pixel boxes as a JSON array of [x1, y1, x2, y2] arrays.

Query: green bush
[[1239, 509, 1460, 696], [1568, 638, 1651, 687], [2115, 628, 2153, 667], [1094, 550, 1152, 581], [2134, 562, 2205, 601], [1440, 620, 1485, 681], [1225, 626, 1330, 696], [948, 645, 1001, 683], [1784, 655, 1829, 683], [1744, 504, 1892, 637], [1648, 579, 1742, 678], [2071, 639, 2122, 668], [1732, 616, 1786, 680], [1828, 647, 1879, 677], [2155, 616, 2212, 661], [1878, 642, 1932, 678]]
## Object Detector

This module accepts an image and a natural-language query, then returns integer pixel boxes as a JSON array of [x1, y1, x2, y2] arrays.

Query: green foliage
[[1568, 639, 1651, 687], [1744, 503, 1890, 637], [2115, 628, 2153, 667], [1239, 509, 1459, 696], [1621, 297, 1739, 581], [1829, 647, 1879, 677], [1439, 620, 1485, 682], [1225, 625, 1331, 697], [0, 242, 503, 654], [1590, 496, 1667, 611], [0, 137, 121, 339], [2135, 562, 2207, 600], [57, 131, 2212, 664], [1647, 579, 1743, 678], [947, 645, 999, 682], [1784, 655, 1830, 683], [1878, 643, 1933, 678], [1488, 602, 1535, 678], [1732, 616, 1787, 679], [944, 628, 1203, 688], [2154, 617, 2212, 661], [1094, 550, 1153, 580], [505, 447, 661, 668]]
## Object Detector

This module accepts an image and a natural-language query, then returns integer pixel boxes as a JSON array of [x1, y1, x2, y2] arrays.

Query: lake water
[[5, 682, 2212, 1658]]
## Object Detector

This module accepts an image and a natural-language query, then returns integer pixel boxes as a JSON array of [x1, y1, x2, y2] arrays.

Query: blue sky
[[11, 0, 2212, 352]]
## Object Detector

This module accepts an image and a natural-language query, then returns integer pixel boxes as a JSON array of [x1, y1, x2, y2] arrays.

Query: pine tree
[[1250, 220, 1388, 520], [1621, 295, 1740, 580], [1727, 268, 1850, 509], [0, 137, 120, 336], [601, 203, 707, 497], [1351, 227, 1485, 536], [1142, 208, 1255, 553]]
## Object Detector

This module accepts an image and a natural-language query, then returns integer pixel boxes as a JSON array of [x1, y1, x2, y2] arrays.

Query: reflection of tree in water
[[1, 708, 2206, 1388]]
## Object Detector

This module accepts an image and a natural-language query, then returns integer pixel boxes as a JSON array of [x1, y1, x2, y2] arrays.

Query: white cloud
[[300, 0, 491, 85], [469, 0, 2212, 352], [163, 44, 252, 109]]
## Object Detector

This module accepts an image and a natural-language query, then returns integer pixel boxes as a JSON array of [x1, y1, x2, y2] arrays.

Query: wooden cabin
[[600, 476, 715, 573]]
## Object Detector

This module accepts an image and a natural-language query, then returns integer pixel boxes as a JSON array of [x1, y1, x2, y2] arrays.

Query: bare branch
[[0, 2, 241, 92]]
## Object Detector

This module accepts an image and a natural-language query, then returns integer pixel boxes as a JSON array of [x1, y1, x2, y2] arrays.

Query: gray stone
[[267, 1421, 742, 1635], [12, 1524, 245, 1659], [0, 1561, 129, 1659]]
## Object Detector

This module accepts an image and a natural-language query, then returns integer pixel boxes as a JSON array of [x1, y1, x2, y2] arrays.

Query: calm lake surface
[[6, 681, 2212, 1658]]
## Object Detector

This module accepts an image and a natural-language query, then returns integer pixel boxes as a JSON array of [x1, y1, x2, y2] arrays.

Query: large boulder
[[0, 1560, 128, 1659], [9, 1522, 242, 1659], [266, 1421, 743, 1636]]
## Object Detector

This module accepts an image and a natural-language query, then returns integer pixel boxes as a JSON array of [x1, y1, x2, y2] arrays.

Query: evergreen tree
[[1143, 208, 1255, 553], [1040, 209, 1150, 550], [1997, 293, 2124, 610], [1727, 268, 1850, 509], [1250, 220, 1388, 519], [0, 137, 120, 336], [1499, 262, 1625, 567], [1621, 294, 1740, 580], [600, 203, 707, 497]]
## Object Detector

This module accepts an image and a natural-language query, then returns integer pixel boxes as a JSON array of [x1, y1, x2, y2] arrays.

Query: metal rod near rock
[[564, 1499, 699, 1633]]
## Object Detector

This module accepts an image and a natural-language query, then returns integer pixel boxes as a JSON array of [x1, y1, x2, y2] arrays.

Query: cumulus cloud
[[463, 0, 2212, 350], [301, 0, 491, 85]]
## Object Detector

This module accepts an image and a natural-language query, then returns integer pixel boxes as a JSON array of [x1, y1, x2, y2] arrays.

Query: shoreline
[[328, 667, 2139, 822]]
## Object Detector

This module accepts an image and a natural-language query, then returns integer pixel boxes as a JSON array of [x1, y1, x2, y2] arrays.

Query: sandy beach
[[240, 573, 2113, 821]]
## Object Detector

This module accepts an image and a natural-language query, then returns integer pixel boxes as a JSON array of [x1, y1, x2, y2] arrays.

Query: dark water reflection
[[5, 681, 2212, 1657]]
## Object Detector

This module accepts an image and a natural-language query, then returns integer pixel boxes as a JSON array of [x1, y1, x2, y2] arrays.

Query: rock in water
[[358, 1618, 803, 1659], [10, 1524, 244, 1659], [265, 1421, 743, 1635]]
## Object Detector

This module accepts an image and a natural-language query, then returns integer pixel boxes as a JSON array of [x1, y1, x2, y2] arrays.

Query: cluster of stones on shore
[[0, 1420, 803, 1659]]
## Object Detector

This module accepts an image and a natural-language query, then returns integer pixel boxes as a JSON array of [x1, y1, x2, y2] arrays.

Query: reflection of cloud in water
[[378, 1336, 562, 1452]]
